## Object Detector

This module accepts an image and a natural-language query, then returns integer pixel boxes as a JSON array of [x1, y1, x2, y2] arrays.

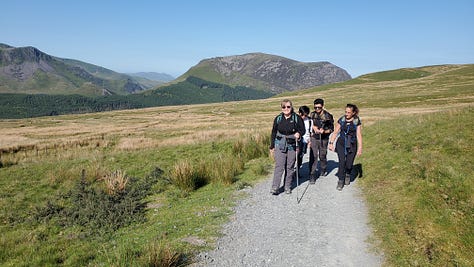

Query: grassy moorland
[[0, 64, 473, 266]]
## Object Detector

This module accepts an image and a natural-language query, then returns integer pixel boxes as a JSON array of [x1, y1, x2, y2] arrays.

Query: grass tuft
[[144, 241, 190, 267], [101, 169, 129, 195], [170, 160, 208, 192]]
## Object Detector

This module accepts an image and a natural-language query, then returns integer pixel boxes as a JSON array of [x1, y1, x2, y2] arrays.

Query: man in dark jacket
[[309, 98, 334, 183]]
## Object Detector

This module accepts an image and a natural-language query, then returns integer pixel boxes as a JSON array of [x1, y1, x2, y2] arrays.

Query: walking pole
[[295, 139, 299, 203]]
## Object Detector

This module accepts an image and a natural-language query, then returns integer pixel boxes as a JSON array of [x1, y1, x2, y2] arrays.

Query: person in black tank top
[[328, 104, 363, 191]]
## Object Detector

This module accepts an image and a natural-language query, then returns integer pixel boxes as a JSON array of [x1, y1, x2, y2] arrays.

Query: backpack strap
[[308, 117, 312, 135], [276, 112, 283, 124], [340, 116, 358, 130], [277, 112, 298, 129], [353, 117, 360, 127]]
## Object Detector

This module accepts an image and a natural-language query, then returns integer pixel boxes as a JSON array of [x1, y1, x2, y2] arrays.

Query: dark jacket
[[270, 112, 306, 149], [310, 110, 334, 140]]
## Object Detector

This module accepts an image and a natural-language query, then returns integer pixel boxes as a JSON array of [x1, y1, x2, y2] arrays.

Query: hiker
[[309, 98, 334, 184], [297, 105, 311, 170], [329, 103, 363, 191], [269, 99, 306, 195]]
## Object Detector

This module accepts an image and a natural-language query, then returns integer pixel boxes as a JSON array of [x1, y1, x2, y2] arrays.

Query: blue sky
[[2, 0, 473, 78]]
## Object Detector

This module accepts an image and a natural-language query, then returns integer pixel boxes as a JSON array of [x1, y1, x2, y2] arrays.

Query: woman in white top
[[297, 106, 312, 171]]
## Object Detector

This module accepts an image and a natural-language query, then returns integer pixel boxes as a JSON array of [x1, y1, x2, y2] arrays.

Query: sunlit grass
[[0, 64, 473, 265], [359, 107, 473, 266]]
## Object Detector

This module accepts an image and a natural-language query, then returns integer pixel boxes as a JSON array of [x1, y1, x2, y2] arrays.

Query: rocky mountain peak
[[0, 45, 55, 81], [191, 53, 351, 93]]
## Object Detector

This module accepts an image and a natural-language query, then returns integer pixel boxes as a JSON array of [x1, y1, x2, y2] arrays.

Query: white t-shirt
[[302, 117, 311, 144]]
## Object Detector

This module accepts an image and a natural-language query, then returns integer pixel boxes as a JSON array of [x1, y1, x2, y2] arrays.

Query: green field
[[0, 64, 473, 266]]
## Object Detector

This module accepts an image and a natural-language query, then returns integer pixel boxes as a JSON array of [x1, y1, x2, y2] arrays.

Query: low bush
[[34, 167, 164, 235]]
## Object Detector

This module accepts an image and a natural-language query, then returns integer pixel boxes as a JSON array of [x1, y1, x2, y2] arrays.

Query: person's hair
[[298, 105, 310, 116], [346, 103, 359, 116], [313, 98, 324, 106]]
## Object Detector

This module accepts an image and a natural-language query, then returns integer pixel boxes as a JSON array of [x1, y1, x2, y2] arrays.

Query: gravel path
[[193, 151, 384, 266]]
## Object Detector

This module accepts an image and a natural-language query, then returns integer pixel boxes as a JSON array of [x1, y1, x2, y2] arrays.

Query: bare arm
[[328, 122, 340, 151], [356, 124, 362, 156]]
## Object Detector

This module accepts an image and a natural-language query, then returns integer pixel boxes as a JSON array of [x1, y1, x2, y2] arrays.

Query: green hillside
[[0, 64, 472, 266], [0, 76, 274, 119]]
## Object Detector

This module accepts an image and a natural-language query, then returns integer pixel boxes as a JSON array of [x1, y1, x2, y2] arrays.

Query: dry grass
[[0, 64, 472, 165], [101, 170, 129, 195], [0, 99, 277, 163], [0, 64, 473, 266]]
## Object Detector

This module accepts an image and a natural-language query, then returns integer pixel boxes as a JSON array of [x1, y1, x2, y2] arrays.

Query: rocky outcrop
[[0, 46, 55, 81], [190, 53, 351, 93]]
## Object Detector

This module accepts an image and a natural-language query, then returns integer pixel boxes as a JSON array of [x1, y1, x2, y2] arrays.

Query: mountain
[[0, 76, 273, 119], [176, 53, 351, 93], [0, 44, 151, 96], [128, 72, 175, 82], [0, 46, 351, 118]]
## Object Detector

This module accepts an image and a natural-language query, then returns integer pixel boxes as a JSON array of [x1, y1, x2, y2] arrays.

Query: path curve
[[193, 151, 383, 266]]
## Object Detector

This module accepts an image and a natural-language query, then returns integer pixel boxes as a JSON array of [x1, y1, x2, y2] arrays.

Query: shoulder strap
[[340, 116, 359, 133], [307, 117, 312, 133], [276, 112, 283, 124], [340, 116, 348, 133], [322, 110, 329, 120], [340, 116, 346, 123], [292, 113, 298, 130], [353, 117, 359, 126]]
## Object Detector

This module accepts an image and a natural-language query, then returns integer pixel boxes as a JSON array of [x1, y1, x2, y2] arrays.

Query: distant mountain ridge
[[0, 44, 154, 96], [1, 44, 353, 118], [177, 53, 351, 93], [128, 72, 174, 82]]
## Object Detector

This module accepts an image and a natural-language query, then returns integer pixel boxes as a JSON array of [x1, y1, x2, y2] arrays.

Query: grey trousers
[[272, 147, 297, 190], [310, 136, 329, 174]]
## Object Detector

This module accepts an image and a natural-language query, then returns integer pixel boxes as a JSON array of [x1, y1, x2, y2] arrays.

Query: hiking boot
[[345, 174, 351, 185], [336, 181, 344, 191], [285, 188, 292, 194], [270, 188, 278, 195], [309, 173, 316, 184]]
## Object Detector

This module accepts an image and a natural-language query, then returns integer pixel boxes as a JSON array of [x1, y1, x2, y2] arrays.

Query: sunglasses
[[281, 105, 292, 109], [314, 106, 323, 109]]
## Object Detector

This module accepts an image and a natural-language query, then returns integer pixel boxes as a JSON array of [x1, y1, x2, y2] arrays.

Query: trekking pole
[[295, 139, 299, 203]]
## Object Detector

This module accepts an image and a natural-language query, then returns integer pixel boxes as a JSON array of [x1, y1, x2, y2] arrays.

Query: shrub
[[34, 167, 163, 235]]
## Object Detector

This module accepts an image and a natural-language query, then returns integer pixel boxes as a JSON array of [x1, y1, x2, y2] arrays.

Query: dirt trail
[[193, 151, 384, 266]]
